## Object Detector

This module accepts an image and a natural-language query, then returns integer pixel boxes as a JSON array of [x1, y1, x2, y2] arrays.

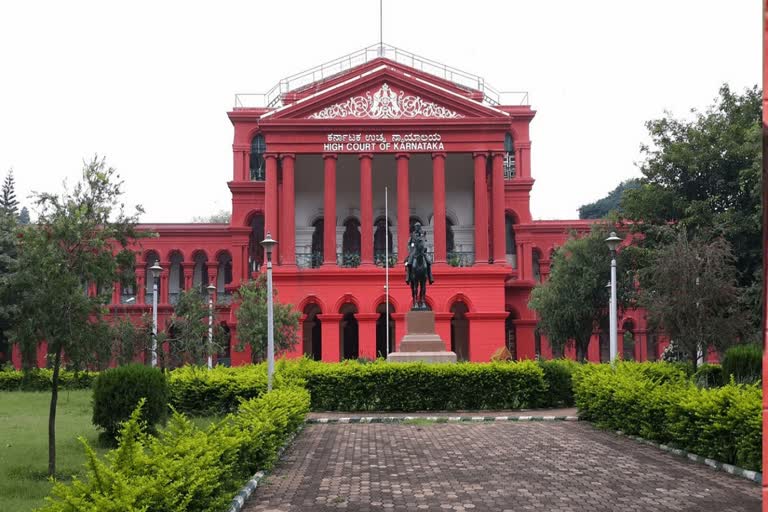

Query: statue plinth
[[387, 311, 457, 363]]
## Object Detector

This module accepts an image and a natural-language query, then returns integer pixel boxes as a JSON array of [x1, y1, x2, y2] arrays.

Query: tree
[[8, 156, 146, 476], [164, 288, 225, 368], [192, 209, 231, 223], [528, 224, 637, 362], [1, 169, 19, 216], [235, 275, 300, 363], [0, 209, 18, 368], [622, 84, 761, 332], [640, 230, 745, 370], [578, 178, 641, 219], [18, 206, 30, 225], [110, 314, 152, 367]]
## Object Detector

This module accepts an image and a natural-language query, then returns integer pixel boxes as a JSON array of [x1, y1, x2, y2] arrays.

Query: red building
[[12, 45, 658, 368]]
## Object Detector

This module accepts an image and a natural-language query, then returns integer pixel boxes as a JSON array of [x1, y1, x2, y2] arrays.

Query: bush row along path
[[243, 421, 760, 512]]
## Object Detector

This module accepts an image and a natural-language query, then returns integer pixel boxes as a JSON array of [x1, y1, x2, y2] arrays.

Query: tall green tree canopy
[[1, 169, 19, 216], [528, 224, 637, 361], [578, 178, 641, 219], [235, 275, 300, 363], [640, 230, 745, 369], [8, 156, 146, 476], [164, 288, 225, 368]]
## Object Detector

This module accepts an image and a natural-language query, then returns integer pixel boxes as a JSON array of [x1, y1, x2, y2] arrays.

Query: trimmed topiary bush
[[92, 364, 169, 439], [537, 358, 579, 407], [721, 344, 762, 384]]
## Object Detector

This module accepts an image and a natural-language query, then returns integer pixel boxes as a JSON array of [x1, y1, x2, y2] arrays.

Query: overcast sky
[[0, 1, 760, 222]]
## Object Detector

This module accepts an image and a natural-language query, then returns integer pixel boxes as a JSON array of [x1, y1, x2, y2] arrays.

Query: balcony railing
[[447, 251, 475, 267], [296, 252, 323, 269], [234, 43, 529, 109], [338, 252, 361, 268], [374, 251, 398, 268]]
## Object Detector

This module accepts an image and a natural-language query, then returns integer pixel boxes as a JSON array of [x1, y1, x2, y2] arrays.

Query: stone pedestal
[[387, 311, 457, 363]]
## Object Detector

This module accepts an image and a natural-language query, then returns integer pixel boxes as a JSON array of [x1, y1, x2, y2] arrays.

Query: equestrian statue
[[404, 222, 434, 310]]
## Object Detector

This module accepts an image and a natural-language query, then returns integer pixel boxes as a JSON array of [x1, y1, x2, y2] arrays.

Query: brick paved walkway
[[243, 422, 760, 512]]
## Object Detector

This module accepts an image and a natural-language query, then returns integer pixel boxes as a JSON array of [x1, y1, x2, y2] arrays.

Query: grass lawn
[[0, 390, 105, 512]]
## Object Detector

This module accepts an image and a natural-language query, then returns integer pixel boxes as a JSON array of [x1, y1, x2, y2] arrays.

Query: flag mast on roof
[[378, 0, 384, 57]]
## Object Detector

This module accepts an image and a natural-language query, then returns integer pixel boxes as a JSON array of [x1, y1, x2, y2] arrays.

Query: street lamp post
[[207, 283, 216, 369], [149, 262, 163, 368], [605, 232, 621, 363], [260, 232, 278, 391]]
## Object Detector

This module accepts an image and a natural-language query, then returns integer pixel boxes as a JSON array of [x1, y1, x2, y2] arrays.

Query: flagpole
[[385, 186, 390, 355]]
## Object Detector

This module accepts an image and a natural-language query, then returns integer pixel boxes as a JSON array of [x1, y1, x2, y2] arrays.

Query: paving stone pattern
[[243, 422, 760, 512]]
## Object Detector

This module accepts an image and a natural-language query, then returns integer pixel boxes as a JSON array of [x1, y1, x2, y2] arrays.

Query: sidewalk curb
[[614, 430, 762, 484], [306, 415, 580, 424]]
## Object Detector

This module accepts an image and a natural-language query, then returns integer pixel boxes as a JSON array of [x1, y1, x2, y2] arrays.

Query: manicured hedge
[[0, 368, 98, 391], [278, 359, 548, 411], [722, 344, 762, 384], [537, 359, 579, 407], [692, 363, 723, 388], [40, 387, 310, 512], [573, 362, 761, 472]]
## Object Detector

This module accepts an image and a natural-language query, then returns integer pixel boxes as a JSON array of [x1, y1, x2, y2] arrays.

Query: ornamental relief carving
[[308, 83, 464, 120]]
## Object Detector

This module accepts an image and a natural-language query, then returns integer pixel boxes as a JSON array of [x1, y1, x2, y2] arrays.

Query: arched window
[[217, 252, 233, 302], [503, 132, 515, 179], [250, 134, 266, 181], [192, 252, 208, 295], [373, 217, 393, 266], [446, 217, 455, 254], [169, 252, 184, 305], [341, 217, 361, 267], [450, 301, 469, 361], [144, 251, 161, 304], [505, 214, 517, 268], [532, 249, 541, 283], [248, 214, 265, 273], [311, 218, 324, 268]]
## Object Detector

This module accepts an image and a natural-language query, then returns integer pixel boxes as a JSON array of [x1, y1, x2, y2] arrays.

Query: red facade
[[12, 46, 660, 368]]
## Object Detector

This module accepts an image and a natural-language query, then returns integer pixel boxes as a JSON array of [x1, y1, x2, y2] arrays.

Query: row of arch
[[301, 299, 471, 361]]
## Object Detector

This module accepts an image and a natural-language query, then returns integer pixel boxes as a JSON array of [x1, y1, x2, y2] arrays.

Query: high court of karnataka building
[[19, 45, 661, 367]]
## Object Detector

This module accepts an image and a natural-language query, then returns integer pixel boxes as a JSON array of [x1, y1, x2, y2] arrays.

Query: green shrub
[[692, 364, 723, 388], [573, 361, 761, 471], [0, 367, 97, 391], [279, 359, 548, 411], [721, 344, 762, 384], [40, 388, 310, 512], [92, 364, 169, 438], [537, 359, 579, 407]]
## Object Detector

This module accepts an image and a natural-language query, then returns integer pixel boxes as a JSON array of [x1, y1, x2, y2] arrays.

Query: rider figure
[[404, 222, 434, 285]]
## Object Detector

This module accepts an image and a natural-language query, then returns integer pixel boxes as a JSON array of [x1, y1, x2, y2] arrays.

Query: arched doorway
[[248, 214, 265, 274], [340, 303, 359, 360], [599, 331, 609, 363], [302, 304, 322, 361], [341, 217, 361, 267], [450, 301, 469, 361], [373, 216, 393, 265], [219, 322, 231, 367], [505, 312, 517, 360], [622, 319, 636, 361], [376, 302, 395, 358]]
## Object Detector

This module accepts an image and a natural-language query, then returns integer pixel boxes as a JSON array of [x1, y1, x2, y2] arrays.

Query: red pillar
[[281, 154, 296, 266], [432, 152, 447, 264], [182, 263, 194, 290], [396, 153, 410, 260], [518, 141, 531, 179], [359, 154, 374, 265], [323, 154, 337, 265], [264, 153, 279, 246], [355, 313, 378, 359], [233, 146, 248, 181], [135, 269, 146, 305], [491, 152, 506, 264], [318, 313, 342, 362], [473, 153, 489, 264], [160, 262, 170, 305]]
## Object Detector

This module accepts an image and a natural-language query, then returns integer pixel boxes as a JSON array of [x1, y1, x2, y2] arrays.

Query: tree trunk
[[48, 344, 62, 477]]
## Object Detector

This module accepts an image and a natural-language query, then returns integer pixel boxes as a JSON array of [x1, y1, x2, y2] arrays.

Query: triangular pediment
[[263, 63, 509, 122]]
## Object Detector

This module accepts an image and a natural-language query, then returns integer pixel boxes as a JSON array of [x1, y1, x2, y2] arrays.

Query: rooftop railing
[[234, 43, 528, 109]]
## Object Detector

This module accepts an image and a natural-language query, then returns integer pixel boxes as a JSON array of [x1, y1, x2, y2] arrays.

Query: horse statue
[[406, 235, 433, 310]]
